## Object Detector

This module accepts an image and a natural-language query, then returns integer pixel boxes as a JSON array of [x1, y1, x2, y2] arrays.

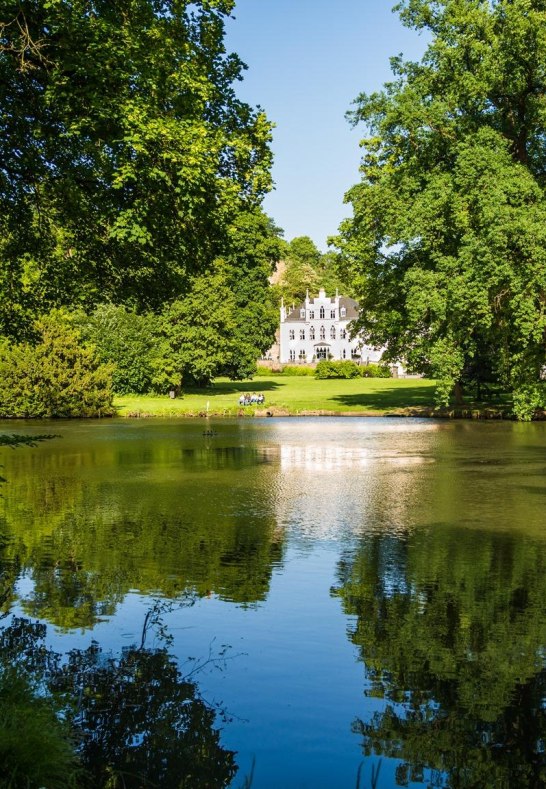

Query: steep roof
[[284, 296, 359, 323]]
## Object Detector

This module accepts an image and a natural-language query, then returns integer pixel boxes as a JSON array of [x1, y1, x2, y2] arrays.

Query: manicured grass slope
[[115, 376, 437, 417]]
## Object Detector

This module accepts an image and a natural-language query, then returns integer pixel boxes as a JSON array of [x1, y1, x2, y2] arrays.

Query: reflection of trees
[[334, 529, 546, 787], [0, 435, 284, 628], [0, 615, 237, 788]]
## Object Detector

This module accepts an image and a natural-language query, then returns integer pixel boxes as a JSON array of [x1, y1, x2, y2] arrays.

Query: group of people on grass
[[238, 393, 265, 406]]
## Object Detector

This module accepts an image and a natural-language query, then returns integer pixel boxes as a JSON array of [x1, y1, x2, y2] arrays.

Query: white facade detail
[[279, 289, 398, 370]]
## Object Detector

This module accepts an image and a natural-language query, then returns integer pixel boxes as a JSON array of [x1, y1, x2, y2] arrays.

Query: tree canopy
[[276, 236, 348, 305], [335, 0, 546, 418], [0, 0, 273, 336]]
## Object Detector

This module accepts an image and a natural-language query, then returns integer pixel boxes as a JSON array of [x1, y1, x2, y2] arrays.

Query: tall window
[[300, 329, 305, 340], [319, 306, 325, 319], [298, 349, 306, 360], [289, 329, 295, 340], [340, 307, 346, 318], [310, 327, 315, 340], [330, 310, 336, 319], [330, 326, 336, 340], [342, 349, 346, 359], [319, 326, 326, 340], [340, 328, 346, 339], [289, 349, 296, 361], [309, 310, 314, 319]]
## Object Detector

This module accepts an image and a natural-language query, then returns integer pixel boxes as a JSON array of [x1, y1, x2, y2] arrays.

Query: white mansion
[[277, 288, 400, 372]]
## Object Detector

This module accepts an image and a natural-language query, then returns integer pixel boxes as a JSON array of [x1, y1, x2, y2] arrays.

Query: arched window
[[310, 327, 315, 340], [340, 328, 346, 339], [330, 326, 336, 340], [319, 306, 325, 319], [300, 308, 305, 318], [299, 329, 305, 340], [316, 346, 328, 360], [319, 326, 326, 340]]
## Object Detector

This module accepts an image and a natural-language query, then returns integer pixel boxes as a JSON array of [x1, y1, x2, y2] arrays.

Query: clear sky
[[225, 0, 427, 250]]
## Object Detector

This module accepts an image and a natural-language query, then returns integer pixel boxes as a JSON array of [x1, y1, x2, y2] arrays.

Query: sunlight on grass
[[114, 376, 438, 417]]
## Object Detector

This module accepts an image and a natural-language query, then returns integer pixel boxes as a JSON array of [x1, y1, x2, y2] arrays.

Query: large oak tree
[[335, 0, 546, 418], [0, 0, 273, 337]]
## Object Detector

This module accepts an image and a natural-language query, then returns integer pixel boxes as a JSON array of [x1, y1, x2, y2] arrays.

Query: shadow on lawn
[[187, 380, 282, 396], [331, 383, 437, 410]]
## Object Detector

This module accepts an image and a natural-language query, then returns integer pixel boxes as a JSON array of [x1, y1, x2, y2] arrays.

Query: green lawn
[[115, 376, 438, 417]]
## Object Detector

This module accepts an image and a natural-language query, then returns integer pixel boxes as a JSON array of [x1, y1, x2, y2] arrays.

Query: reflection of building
[[278, 289, 400, 372]]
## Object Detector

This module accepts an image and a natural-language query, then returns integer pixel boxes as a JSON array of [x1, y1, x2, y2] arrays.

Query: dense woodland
[[1, 0, 546, 419]]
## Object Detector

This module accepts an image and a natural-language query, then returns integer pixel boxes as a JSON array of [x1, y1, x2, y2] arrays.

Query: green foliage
[[153, 210, 282, 388], [78, 304, 159, 394], [0, 669, 80, 788], [0, 312, 114, 417], [276, 236, 349, 305], [315, 360, 362, 379], [360, 364, 391, 379], [155, 264, 239, 389], [0, 0, 273, 335], [280, 366, 315, 376], [315, 361, 391, 379], [335, 0, 546, 418]]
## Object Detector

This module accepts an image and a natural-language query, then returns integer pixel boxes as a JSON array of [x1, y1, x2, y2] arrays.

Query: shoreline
[[119, 406, 531, 420]]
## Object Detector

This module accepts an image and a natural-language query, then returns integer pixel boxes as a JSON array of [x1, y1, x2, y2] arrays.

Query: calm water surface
[[1, 417, 545, 788]]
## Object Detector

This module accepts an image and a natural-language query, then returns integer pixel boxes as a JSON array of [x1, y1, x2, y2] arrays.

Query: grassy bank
[[115, 376, 439, 417]]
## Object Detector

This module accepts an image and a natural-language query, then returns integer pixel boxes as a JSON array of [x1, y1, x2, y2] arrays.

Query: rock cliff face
[[268, 259, 287, 286]]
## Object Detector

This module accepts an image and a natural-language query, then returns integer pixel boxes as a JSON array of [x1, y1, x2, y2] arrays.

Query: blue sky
[[225, 0, 427, 250]]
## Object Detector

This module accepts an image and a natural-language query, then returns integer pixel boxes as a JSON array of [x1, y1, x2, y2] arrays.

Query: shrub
[[0, 313, 114, 418], [360, 363, 392, 378], [315, 360, 361, 379], [281, 365, 315, 376], [78, 304, 158, 395]]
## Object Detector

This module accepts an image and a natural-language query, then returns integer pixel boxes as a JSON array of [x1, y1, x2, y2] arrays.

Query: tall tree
[[0, 0, 273, 337], [335, 0, 546, 418]]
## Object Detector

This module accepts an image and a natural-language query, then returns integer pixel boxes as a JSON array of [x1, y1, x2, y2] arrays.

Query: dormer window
[[340, 307, 346, 318], [319, 306, 325, 319], [300, 308, 305, 318]]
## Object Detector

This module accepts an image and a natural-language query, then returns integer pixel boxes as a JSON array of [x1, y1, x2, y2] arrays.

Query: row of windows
[[289, 347, 357, 361], [300, 307, 347, 320], [298, 307, 347, 319], [289, 327, 347, 341]]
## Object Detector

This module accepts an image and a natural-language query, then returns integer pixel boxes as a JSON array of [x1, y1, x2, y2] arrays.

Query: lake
[[1, 417, 545, 788]]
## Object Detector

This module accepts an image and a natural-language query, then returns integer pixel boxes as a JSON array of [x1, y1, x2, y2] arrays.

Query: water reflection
[[334, 527, 546, 787], [0, 423, 286, 628], [0, 610, 237, 788], [1, 418, 546, 787]]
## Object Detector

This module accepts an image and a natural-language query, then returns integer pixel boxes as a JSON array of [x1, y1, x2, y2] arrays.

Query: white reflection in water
[[278, 444, 434, 471], [264, 420, 440, 541]]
